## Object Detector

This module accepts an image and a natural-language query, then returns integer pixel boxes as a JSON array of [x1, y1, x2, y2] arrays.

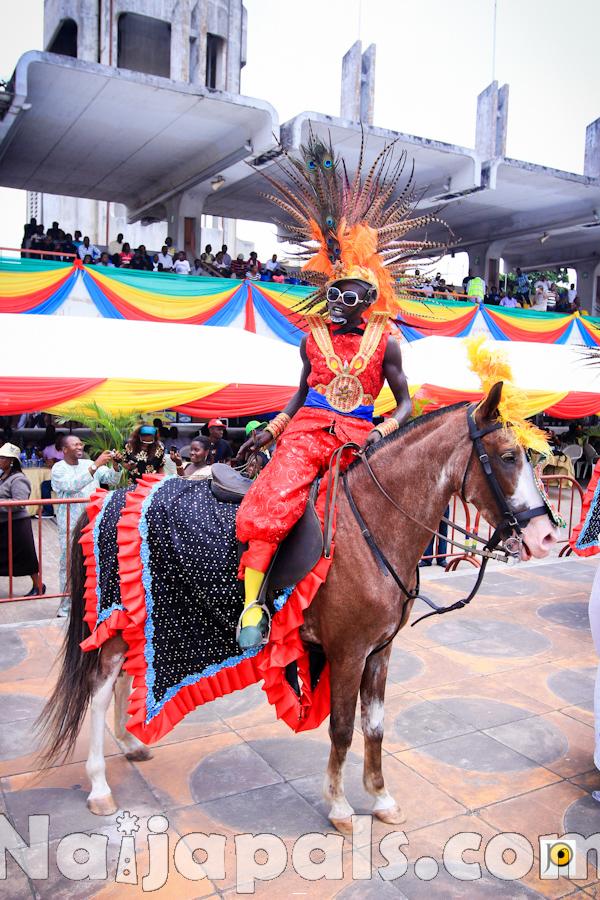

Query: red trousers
[[236, 407, 372, 575]]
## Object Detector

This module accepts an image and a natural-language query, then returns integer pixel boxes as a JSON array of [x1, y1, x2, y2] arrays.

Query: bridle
[[324, 404, 551, 630]]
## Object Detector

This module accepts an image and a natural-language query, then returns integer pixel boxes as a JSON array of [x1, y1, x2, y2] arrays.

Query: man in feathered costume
[[236, 134, 450, 648]]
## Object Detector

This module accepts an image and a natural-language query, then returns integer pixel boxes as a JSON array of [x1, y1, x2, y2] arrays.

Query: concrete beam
[[584, 117, 600, 179], [476, 81, 509, 160]]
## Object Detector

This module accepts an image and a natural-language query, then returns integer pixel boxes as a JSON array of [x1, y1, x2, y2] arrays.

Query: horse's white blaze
[[510, 461, 560, 559], [372, 790, 396, 811], [367, 700, 385, 734], [509, 461, 545, 511]]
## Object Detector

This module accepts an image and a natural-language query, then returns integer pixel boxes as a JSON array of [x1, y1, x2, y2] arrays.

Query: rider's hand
[[365, 429, 382, 447], [238, 430, 272, 459]]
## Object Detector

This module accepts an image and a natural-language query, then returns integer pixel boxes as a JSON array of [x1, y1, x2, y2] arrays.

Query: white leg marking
[[366, 700, 384, 735], [372, 790, 396, 812], [86, 656, 122, 801]]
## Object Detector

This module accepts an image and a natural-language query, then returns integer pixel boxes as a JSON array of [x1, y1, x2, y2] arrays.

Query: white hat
[[0, 442, 21, 460]]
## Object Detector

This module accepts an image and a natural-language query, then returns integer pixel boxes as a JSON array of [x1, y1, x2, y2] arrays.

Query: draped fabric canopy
[[2, 258, 600, 347], [1, 313, 598, 419]]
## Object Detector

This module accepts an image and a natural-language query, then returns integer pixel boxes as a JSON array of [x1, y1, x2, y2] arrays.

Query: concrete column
[[476, 81, 509, 160], [226, 0, 244, 93], [463, 241, 504, 287], [171, 0, 191, 81], [584, 118, 600, 179], [360, 44, 376, 126], [575, 259, 599, 313], [340, 41, 362, 120]]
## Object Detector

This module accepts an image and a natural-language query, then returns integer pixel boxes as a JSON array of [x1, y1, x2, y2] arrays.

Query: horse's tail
[[35, 510, 100, 766]]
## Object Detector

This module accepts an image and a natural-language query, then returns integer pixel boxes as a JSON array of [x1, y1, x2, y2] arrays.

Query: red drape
[[0, 377, 107, 415], [174, 384, 296, 417]]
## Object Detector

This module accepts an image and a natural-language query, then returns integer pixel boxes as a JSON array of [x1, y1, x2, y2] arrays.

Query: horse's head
[[463, 382, 560, 560]]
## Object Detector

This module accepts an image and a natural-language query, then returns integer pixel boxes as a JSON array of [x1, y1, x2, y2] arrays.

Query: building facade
[[29, 0, 248, 255]]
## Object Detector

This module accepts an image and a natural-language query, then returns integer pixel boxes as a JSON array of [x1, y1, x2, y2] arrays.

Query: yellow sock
[[241, 568, 265, 628]]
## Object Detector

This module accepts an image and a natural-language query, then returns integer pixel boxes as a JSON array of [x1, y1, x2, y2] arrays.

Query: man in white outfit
[[51, 436, 121, 617]]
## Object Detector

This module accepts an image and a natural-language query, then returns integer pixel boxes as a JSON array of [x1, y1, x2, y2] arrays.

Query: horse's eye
[[501, 452, 516, 463]]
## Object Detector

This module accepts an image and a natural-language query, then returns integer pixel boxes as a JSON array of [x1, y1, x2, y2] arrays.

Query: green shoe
[[238, 612, 269, 650]]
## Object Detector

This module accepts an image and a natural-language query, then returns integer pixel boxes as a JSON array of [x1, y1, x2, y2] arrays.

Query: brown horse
[[37, 385, 559, 833]]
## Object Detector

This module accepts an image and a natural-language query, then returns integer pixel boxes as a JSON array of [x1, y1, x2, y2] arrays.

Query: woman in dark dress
[[123, 425, 165, 484], [0, 443, 45, 596]]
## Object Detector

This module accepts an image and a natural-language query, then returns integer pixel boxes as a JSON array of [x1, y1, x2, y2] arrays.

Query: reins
[[322, 405, 550, 631]]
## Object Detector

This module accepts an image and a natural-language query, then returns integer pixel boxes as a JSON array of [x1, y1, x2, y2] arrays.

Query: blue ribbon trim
[[304, 388, 374, 420], [139, 476, 268, 724], [93, 492, 126, 627]]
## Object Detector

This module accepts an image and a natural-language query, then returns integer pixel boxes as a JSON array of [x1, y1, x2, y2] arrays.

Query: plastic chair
[[562, 444, 583, 462], [576, 442, 599, 480]]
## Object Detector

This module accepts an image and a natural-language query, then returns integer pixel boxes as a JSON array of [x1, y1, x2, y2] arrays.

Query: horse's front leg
[[113, 672, 153, 762], [360, 644, 405, 825], [86, 637, 125, 815], [324, 655, 365, 836]]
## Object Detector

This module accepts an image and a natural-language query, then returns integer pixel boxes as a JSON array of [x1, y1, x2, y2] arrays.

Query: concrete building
[[27, 0, 250, 255], [1, 23, 599, 309]]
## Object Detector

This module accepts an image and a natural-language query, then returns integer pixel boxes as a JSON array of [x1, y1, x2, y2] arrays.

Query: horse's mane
[[350, 401, 470, 470]]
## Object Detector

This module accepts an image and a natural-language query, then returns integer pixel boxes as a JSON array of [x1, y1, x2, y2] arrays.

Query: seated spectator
[[151, 254, 161, 271], [571, 295, 582, 313], [204, 244, 214, 263], [98, 251, 113, 267], [201, 418, 233, 465], [245, 263, 260, 281], [213, 250, 231, 275], [108, 233, 124, 256], [158, 245, 174, 270], [272, 268, 285, 283], [60, 233, 78, 260], [123, 425, 165, 483], [485, 285, 500, 305], [0, 443, 45, 596], [78, 236, 101, 261], [245, 451, 268, 479], [192, 257, 211, 276], [120, 242, 133, 267], [499, 289, 520, 308], [221, 244, 232, 268], [171, 437, 213, 480], [264, 254, 279, 273], [555, 292, 571, 313], [174, 251, 191, 274], [247, 250, 261, 271], [130, 247, 152, 270], [111, 253, 122, 267], [48, 221, 65, 242], [231, 254, 246, 278], [82, 254, 94, 266]]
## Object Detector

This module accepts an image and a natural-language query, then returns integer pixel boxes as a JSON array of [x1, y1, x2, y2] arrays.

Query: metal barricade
[[0, 497, 88, 602]]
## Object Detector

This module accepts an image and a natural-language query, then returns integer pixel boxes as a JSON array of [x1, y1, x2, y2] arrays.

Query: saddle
[[210, 463, 324, 597]]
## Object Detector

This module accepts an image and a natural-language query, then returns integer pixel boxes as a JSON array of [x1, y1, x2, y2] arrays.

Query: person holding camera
[[171, 436, 212, 481]]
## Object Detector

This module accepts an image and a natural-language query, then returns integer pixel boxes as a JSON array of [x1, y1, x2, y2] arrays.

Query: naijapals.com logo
[[1, 812, 598, 892]]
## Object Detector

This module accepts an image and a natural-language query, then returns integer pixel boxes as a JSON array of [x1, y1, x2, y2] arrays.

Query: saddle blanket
[[79, 474, 333, 744]]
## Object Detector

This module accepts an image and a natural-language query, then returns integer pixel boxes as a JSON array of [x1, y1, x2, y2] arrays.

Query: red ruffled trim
[[79, 489, 132, 651], [570, 459, 600, 556], [80, 472, 333, 743]]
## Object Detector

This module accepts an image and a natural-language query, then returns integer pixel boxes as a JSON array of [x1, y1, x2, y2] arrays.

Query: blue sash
[[304, 388, 374, 421]]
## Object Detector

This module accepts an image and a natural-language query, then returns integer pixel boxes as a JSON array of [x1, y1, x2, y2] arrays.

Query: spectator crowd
[[20, 218, 303, 284]]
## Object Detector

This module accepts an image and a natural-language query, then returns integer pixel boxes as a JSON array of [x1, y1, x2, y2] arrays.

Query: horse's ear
[[475, 381, 503, 426]]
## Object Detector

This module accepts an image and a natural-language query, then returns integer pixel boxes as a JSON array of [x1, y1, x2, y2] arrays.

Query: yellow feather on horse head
[[465, 336, 550, 456]]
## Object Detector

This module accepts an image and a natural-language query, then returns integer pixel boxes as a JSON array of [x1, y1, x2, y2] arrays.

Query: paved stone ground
[[0, 553, 599, 897]]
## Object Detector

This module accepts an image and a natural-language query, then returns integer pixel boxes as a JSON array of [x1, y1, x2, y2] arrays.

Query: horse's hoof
[[329, 817, 354, 837], [374, 805, 406, 825], [87, 794, 117, 816], [125, 746, 153, 762]]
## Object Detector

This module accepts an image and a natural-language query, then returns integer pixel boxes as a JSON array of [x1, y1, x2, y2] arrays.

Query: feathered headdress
[[466, 336, 551, 455], [255, 128, 453, 317]]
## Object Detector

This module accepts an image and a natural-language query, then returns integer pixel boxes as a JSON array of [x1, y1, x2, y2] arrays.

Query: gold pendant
[[324, 374, 365, 413]]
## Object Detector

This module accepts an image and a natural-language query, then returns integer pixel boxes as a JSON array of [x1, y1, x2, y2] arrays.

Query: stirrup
[[236, 601, 272, 648]]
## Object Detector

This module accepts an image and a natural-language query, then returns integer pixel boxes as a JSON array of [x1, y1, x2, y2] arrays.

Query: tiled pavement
[[1, 556, 599, 898]]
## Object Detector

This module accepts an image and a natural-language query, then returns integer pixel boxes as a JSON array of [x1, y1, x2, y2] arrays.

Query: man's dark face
[[209, 426, 224, 441], [326, 279, 376, 325]]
